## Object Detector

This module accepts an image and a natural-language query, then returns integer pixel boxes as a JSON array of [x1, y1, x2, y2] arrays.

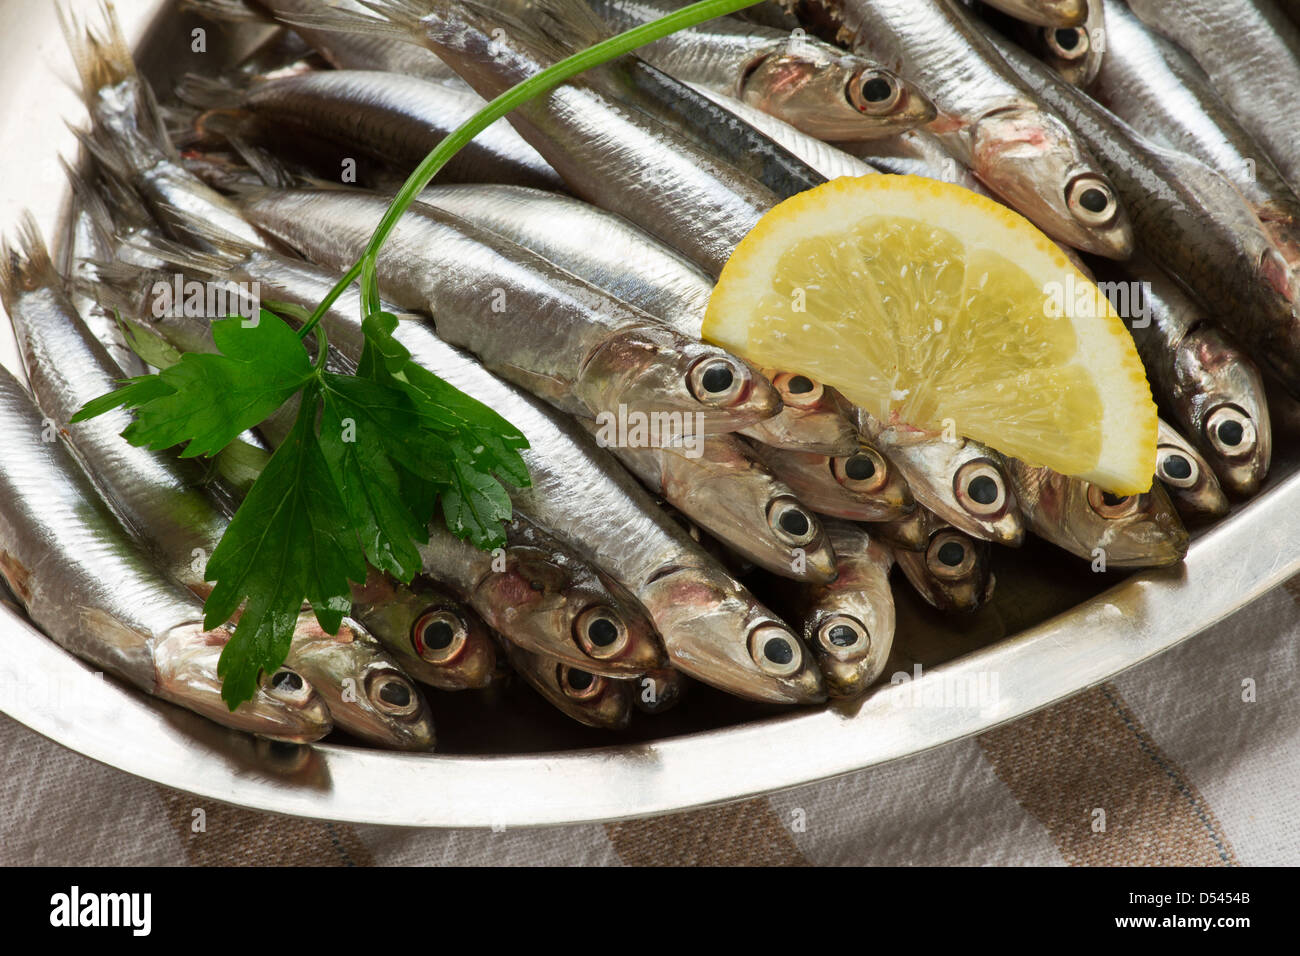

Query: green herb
[[75, 0, 765, 708]]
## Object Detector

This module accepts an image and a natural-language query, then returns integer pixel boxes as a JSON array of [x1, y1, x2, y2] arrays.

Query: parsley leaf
[[204, 382, 368, 708]]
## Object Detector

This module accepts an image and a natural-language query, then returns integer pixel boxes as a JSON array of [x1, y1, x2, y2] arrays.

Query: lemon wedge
[[703, 175, 1156, 493]]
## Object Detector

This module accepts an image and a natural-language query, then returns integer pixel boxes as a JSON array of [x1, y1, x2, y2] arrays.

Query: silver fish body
[[995, 36, 1300, 391], [786, 0, 1133, 257], [237, 189, 780, 434], [1005, 458, 1188, 568], [504, 643, 634, 730], [180, 69, 563, 190], [1095, 0, 1300, 264], [980, 0, 1087, 27], [1124, 0, 1300, 193], [1155, 419, 1229, 523], [786, 520, 895, 698], [890, 509, 995, 612], [415, 183, 859, 455], [745, 436, 914, 521], [402, 0, 781, 276], [0, 360, 329, 742], [589, 0, 936, 140]]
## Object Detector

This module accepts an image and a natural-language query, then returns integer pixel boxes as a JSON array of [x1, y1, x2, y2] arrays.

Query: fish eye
[[926, 530, 977, 579], [767, 496, 820, 547], [953, 458, 1007, 517], [1066, 174, 1118, 226], [1086, 484, 1146, 518], [748, 624, 803, 677], [411, 609, 467, 663], [1205, 405, 1257, 459], [688, 355, 749, 406], [771, 371, 825, 407], [832, 445, 889, 493], [574, 605, 629, 659], [1044, 26, 1089, 61], [366, 671, 422, 718], [1156, 446, 1199, 489], [558, 665, 603, 701], [849, 69, 902, 115], [266, 668, 313, 706], [817, 616, 870, 660]]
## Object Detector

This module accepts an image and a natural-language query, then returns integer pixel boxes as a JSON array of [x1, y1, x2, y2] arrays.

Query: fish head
[[152, 622, 332, 743], [283, 613, 436, 751], [879, 431, 1024, 545], [639, 562, 825, 704], [1052, 477, 1190, 567], [352, 571, 498, 690], [1177, 328, 1272, 497], [1033, 23, 1096, 87], [1155, 423, 1229, 521], [738, 41, 936, 141], [896, 525, 995, 612], [581, 325, 781, 434], [512, 649, 633, 731], [802, 539, 896, 697], [873, 508, 930, 551], [657, 439, 837, 582], [971, 105, 1132, 259], [475, 546, 665, 675], [741, 372, 861, 456], [829, 439, 915, 517]]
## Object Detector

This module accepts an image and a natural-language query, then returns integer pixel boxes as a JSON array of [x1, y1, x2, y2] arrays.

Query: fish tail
[[175, 72, 250, 112], [0, 214, 61, 313], [276, 1, 422, 42]]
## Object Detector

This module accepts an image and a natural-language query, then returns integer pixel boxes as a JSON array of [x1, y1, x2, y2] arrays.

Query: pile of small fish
[[0, 0, 1294, 750]]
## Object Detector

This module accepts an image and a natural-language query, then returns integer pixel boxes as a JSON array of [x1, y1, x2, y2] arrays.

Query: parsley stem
[[297, 0, 765, 339]]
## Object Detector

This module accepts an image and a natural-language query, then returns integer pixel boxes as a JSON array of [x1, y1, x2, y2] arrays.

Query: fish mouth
[[637, 565, 826, 704], [1089, 485, 1190, 568], [971, 106, 1133, 259]]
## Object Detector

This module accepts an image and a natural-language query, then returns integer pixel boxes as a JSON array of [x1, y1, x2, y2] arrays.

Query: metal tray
[[1, 0, 1296, 827]]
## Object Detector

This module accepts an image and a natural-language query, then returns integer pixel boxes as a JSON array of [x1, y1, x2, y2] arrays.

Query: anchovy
[[1094, 0, 1300, 267], [1088, 254, 1271, 497], [784, 520, 896, 698], [857, 413, 1025, 546], [1124, 0, 1300, 193], [0, 359, 329, 742], [237, 188, 780, 434], [1015, 0, 1106, 90], [782, 0, 1133, 257], [503, 644, 634, 729], [1004, 458, 1188, 568], [1155, 420, 1229, 523], [890, 509, 995, 612], [869, 508, 931, 552], [588, 0, 936, 141], [579, 430, 839, 582], [8, 222, 436, 750], [415, 183, 860, 455], [348, 571, 500, 691], [745, 436, 914, 521], [177, 69, 564, 190], [994, 35, 1300, 392]]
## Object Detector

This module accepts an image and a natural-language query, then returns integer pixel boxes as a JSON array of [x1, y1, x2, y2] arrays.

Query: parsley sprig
[[74, 0, 763, 708]]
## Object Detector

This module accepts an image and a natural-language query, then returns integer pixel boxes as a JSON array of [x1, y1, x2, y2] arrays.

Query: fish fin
[[178, 0, 273, 24], [275, 1, 419, 42], [0, 213, 61, 312], [123, 216, 255, 273], [174, 71, 251, 111]]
